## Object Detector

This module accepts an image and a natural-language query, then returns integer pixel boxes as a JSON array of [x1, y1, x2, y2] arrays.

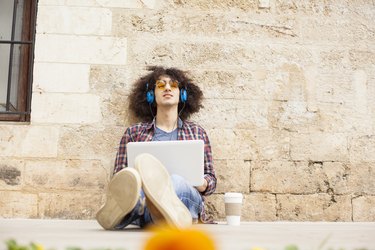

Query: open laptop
[[127, 140, 204, 186]]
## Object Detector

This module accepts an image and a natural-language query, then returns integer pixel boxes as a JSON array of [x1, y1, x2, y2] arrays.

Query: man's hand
[[195, 179, 208, 193]]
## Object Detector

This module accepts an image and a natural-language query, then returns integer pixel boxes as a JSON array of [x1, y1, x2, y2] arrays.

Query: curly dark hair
[[128, 66, 203, 122]]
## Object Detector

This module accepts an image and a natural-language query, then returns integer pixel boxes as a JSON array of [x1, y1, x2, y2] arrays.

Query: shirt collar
[[147, 117, 183, 130]]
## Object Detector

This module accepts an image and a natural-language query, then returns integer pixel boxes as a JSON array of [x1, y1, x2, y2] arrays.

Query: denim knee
[[171, 174, 188, 193], [170, 174, 202, 219]]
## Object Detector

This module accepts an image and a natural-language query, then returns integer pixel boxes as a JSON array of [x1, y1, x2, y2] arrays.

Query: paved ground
[[0, 219, 374, 250]]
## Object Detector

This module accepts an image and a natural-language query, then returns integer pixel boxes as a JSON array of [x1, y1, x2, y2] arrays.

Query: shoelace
[[138, 196, 146, 215]]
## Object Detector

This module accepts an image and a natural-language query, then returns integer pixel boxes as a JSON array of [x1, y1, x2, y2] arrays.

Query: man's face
[[154, 74, 180, 108]]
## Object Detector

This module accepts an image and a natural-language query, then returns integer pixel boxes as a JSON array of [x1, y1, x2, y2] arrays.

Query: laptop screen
[[127, 140, 204, 186]]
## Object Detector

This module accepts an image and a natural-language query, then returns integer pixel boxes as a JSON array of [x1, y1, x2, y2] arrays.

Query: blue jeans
[[116, 174, 203, 228]]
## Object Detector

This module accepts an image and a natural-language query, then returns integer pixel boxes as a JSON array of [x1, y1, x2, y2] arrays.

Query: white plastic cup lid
[[224, 192, 243, 198]]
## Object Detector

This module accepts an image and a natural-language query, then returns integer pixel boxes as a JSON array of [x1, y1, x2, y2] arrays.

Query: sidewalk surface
[[0, 219, 374, 250]]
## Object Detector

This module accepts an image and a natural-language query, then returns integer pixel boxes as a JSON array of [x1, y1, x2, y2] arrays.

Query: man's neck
[[155, 107, 179, 132]]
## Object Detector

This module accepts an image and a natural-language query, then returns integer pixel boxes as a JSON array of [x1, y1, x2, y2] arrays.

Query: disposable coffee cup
[[224, 192, 243, 226]]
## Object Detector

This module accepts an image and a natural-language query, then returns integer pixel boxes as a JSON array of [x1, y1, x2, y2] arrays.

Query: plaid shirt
[[114, 119, 217, 223]]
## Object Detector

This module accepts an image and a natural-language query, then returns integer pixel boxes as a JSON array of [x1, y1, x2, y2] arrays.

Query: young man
[[96, 66, 217, 229]]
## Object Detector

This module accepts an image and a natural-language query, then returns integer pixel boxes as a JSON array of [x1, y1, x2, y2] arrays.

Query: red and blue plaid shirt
[[114, 119, 217, 223]]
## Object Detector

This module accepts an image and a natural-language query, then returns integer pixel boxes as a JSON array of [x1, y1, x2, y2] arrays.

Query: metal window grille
[[0, 0, 37, 121]]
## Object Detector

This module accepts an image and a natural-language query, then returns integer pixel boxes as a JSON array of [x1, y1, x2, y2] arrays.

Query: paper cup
[[224, 192, 243, 226]]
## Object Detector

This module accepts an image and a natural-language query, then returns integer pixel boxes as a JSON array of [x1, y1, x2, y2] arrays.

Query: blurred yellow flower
[[144, 227, 216, 250], [251, 247, 267, 250], [33, 243, 44, 250]]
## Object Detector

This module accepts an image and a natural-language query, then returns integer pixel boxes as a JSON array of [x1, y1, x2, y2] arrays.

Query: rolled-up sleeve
[[114, 128, 132, 174], [201, 128, 216, 196]]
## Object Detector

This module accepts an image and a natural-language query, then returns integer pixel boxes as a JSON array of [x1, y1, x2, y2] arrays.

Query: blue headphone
[[146, 83, 187, 104]]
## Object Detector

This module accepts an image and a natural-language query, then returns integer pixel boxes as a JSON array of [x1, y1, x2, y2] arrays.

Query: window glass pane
[[0, 0, 14, 41], [0, 43, 27, 111], [0, 0, 24, 41], [0, 44, 10, 106], [10, 44, 23, 110], [14, 0, 25, 41]]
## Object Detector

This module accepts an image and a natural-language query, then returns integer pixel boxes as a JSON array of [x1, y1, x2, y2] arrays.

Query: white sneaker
[[96, 168, 141, 230], [135, 153, 192, 228]]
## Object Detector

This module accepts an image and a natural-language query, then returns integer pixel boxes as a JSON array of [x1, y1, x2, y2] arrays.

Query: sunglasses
[[155, 79, 179, 90]]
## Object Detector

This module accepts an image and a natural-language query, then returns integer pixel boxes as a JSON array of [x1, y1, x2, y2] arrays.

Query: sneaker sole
[[96, 168, 141, 230], [135, 153, 192, 228]]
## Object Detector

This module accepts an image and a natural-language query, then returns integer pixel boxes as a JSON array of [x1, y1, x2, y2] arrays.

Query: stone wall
[[0, 0, 374, 221]]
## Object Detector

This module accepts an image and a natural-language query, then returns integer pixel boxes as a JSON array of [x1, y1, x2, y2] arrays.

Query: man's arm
[[195, 179, 208, 192], [198, 127, 217, 195], [113, 127, 132, 174]]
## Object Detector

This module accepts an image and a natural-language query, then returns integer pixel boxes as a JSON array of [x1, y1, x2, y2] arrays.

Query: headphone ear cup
[[180, 88, 187, 103], [146, 90, 154, 104]]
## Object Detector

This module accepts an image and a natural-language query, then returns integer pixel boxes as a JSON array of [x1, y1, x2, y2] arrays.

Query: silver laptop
[[127, 140, 204, 186]]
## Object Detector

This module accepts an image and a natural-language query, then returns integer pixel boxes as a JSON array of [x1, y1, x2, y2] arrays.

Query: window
[[0, 0, 37, 122]]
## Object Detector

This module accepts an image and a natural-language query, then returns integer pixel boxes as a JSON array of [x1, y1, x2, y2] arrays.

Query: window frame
[[0, 0, 38, 122]]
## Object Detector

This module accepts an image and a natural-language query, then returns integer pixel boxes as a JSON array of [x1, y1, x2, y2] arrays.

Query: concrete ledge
[[0, 219, 374, 250]]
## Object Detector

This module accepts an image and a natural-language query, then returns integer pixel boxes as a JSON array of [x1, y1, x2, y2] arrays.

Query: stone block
[[242, 193, 277, 221], [38, 191, 103, 219], [0, 191, 38, 218], [31, 93, 102, 124], [318, 49, 350, 71], [208, 128, 289, 161], [196, 99, 269, 129], [37, 6, 112, 35], [114, 9, 299, 41], [275, 1, 330, 15], [24, 160, 108, 191], [65, 0, 155, 8], [271, 63, 317, 102], [276, 194, 352, 221], [349, 135, 375, 163], [39, 0, 151, 9], [33, 63, 90, 93], [322, 162, 351, 195], [38, 0, 65, 5], [129, 39, 313, 71], [299, 14, 374, 45], [353, 196, 375, 221], [208, 129, 256, 161], [58, 126, 123, 161], [322, 162, 375, 195], [191, 69, 286, 102], [214, 159, 250, 194], [290, 132, 348, 161], [167, 11, 298, 40], [0, 159, 24, 190], [348, 162, 375, 195], [89, 65, 131, 96], [168, 0, 258, 11], [268, 100, 319, 133], [251, 160, 328, 194], [112, 9, 165, 36], [65, 0, 100, 6], [191, 70, 255, 100], [129, 38, 182, 68], [314, 71, 353, 104], [0, 125, 59, 158], [349, 50, 375, 69], [34, 34, 127, 65], [253, 130, 290, 161], [316, 102, 373, 134], [180, 42, 255, 70], [258, 0, 270, 9], [204, 194, 224, 221], [89, 65, 135, 126]]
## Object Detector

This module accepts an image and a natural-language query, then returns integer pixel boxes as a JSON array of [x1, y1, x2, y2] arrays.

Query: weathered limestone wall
[[1, 0, 374, 221]]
